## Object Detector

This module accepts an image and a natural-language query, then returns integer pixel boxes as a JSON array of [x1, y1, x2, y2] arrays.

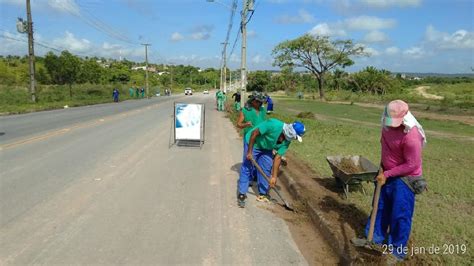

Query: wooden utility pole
[[221, 42, 228, 93], [141, 43, 151, 98], [26, 0, 36, 102], [240, 0, 251, 108]]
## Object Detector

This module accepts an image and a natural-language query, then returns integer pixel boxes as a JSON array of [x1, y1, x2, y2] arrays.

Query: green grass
[[276, 98, 474, 137], [238, 97, 473, 264], [0, 84, 153, 114], [426, 83, 474, 109], [319, 82, 474, 113]]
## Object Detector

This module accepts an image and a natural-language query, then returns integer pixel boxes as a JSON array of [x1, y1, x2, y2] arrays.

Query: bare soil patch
[[415, 86, 444, 100], [278, 152, 434, 264], [258, 203, 340, 265]]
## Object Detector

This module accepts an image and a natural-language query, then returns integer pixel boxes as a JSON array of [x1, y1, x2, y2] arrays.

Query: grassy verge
[[317, 82, 474, 115], [227, 98, 473, 264], [0, 84, 157, 114], [275, 98, 473, 137]]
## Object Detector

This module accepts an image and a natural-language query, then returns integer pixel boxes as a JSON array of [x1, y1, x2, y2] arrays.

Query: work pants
[[365, 178, 415, 259], [238, 141, 273, 196]]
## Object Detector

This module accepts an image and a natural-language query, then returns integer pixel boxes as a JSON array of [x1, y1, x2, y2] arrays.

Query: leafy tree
[[36, 65, 51, 85], [59, 51, 81, 97], [347, 66, 398, 94], [247, 71, 271, 92], [78, 59, 103, 84], [272, 34, 365, 99], [44, 52, 62, 84]]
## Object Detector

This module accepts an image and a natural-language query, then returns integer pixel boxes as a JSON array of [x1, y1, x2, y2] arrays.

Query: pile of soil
[[338, 158, 365, 174]]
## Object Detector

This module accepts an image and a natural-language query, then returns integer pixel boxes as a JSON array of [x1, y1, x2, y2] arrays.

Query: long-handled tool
[[250, 157, 295, 212], [351, 180, 383, 252]]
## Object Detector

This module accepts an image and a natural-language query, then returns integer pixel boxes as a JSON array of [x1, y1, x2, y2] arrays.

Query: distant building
[[132, 66, 147, 71], [157, 71, 169, 76], [131, 66, 157, 72]]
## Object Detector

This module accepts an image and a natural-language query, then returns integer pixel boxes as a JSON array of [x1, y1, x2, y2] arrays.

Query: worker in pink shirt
[[365, 100, 427, 261]]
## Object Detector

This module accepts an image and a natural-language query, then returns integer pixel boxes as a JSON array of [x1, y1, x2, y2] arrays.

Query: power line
[[229, 27, 241, 57], [56, 0, 137, 46]]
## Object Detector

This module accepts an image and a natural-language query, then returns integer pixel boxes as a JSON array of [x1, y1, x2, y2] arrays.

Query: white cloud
[[357, 44, 380, 56], [275, 9, 315, 24], [363, 30, 389, 43], [385, 46, 400, 55], [403, 46, 425, 59], [0, 30, 145, 60], [47, 0, 80, 15], [425, 25, 474, 50], [345, 16, 396, 31], [170, 32, 184, 42], [359, 0, 422, 8], [190, 25, 213, 40], [52, 31, 91, 53], [333, 0, 422, 13], [308, 16, 395, 38], [309, 23, 347, 37]]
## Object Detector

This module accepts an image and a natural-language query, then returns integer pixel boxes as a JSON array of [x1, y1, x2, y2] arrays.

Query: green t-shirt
[[242, 106, 266, 136], [245, 118, 291, 156]]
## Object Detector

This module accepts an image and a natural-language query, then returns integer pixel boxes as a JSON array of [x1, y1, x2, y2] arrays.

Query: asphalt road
[[0, 94, 312, 264]]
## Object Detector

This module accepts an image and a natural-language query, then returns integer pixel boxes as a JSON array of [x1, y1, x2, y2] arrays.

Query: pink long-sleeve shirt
[[381, 126, 423, 178]]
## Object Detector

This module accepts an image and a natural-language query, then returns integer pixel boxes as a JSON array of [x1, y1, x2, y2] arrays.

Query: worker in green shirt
[[236, 92, 267, 186], [236, 91, 266, 140], [216, 90, 226, 111], [237, 119, 306, 207], [129, 87, 134, 98]]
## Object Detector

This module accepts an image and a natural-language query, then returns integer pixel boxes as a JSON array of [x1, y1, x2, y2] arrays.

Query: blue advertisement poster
[[175, 103, 202, 140]]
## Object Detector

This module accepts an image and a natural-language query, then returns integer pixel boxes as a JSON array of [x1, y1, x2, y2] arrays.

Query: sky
[[0, 0, 473, 73]]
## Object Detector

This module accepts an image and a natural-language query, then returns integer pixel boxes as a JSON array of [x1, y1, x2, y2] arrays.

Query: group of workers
[[227, 89, 425, 263], [128, 87, 146, 99], [231, 91, 304, 207], [216, 89, 274, 114]]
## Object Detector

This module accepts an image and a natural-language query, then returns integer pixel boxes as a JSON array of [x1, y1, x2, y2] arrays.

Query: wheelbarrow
[[326, 155, 378, 199]]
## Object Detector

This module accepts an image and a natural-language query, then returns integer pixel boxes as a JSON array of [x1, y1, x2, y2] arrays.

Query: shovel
[[250, 157, 295, 212], [351, 180, 383, 253]]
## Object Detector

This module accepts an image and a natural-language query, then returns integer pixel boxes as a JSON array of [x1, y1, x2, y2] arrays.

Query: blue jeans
[[238, 141, 273, 195], [365, 178, 415, 259]]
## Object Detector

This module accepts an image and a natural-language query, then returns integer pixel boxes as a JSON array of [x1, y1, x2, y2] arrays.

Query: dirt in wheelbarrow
[[275, 152, 431, 265], [338, 157, 365, 173]]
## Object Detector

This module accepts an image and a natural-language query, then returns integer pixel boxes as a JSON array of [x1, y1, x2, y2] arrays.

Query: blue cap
[[292, 121, 305, 142]]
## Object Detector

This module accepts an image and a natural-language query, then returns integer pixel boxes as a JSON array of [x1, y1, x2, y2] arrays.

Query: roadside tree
[[272, 34, 365, 100]]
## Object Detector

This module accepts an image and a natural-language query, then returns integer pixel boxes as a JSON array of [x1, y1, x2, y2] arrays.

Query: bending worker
[[237, 118, 305, 207], [366, 100, 426, 262]]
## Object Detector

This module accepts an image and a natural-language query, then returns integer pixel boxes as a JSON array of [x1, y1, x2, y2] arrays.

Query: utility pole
[[26, 0, 36, 102], [141, 43, 151, 98], [219, 55, 223, 91], [221, 42, 228, 93], [240, 0, 253, 108]]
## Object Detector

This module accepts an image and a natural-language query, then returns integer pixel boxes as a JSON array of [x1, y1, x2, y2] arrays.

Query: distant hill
[[395, 72, 474, 78], [259, 70, 474, 78]]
